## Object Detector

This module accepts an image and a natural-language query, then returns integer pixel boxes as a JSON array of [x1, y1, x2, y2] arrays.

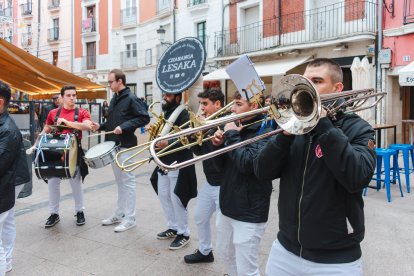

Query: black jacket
[[213, 116, 273, 223], [15, 139, 31, 186], [0, 111, 21, 213], [150, 105, 197, 208], [100, 87, 150, 148], [254, 114, 376, 264]]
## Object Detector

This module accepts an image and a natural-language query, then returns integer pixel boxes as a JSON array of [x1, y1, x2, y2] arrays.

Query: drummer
[[91, 69, 150, 232], [39, 85, 92, 228]]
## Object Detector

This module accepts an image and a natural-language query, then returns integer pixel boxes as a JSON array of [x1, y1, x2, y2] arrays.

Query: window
[[86, 42, 96, 69], [404, 0, 414, 24], [157, 0, 170, 13], [127, 83, 137, 95], [145, 49, 152, 65], [126, 43, 137, 58], [52, 51, 58, 66], [197, 21, 206, 47], [144, 82, 153, 105]]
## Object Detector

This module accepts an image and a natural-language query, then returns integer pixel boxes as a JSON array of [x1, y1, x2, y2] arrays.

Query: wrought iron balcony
[[47, 27, 59, 41], [121, 7, 137, 26], [82, 17, 96, 33], [121, 51, 138, 68], [21, 33, 32, 47], [187, 0, 207, 7], [82, 55, 96, 70], [48, 0, 60, 10], [21, 2, 33, 16], [404, 0, 414, 24], [214, 0, 377, 57]]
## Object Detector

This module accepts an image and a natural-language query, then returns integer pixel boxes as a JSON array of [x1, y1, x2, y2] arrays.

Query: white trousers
[[111, 147, 137, 221], [157, 170, 190, 236], [216, 212, 266, 276], [265, 240, 363, 276], [48, 172, 84, 214], [0, 211, 9, 276], [194, 181, 220, 255], [1, 184, 24, 270]]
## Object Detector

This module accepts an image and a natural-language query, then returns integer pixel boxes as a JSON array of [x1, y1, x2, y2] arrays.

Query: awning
[[203, 56, 311, 81], [0, 38, 106, 99], [399, 61, 414, 86]]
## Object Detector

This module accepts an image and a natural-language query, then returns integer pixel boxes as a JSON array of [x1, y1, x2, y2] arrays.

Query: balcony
[[47, 27, 59, 41], [187, 0, 207, 7], [82, 18, 96, 33], [214, 0, 377, 57], [82, 55, 96, 70], [21, 2, 33, 16], [121, 51, 138, 69], [48, 0, 60, 10], [21, 32, 32, 47], [404, 0, 414, 24], [121, 7, 137, 26]]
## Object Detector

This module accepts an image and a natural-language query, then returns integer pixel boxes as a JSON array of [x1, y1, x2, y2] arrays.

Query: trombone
[[149, 74, 386, 172], [115, 100, 234, 172]]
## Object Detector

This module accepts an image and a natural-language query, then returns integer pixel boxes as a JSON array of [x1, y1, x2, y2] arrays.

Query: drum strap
[[54, 107, 80, 137]]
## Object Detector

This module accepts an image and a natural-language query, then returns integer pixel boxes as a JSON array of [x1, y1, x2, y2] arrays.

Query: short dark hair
[[0, 81, 11, 107], [307, 58, 343, 83], [110, 69, 126, 85], [60, 85, 77, 96], [197, 88, 224, 107]]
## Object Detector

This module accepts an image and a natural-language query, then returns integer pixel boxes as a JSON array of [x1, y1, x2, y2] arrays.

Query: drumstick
[[26, 145, 36, 155], [88, 130, 115, 137]]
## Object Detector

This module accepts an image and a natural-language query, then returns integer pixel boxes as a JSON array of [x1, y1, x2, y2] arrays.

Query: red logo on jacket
[[315, 144, 323, 158]]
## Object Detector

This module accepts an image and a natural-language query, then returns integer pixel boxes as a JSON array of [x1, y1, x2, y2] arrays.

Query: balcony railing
[[121, 51, 138, 68], [82, 18, 96, 33], [47, 27, 59, 41], [48, 0, 60, 10], [121, 7, 137, 26], [187, 0, 207, 7], [214, 0, 376, 57], [82, 55, 96, 70], [2, 7, 12, 17], [404, 0, 414, 24], [21, 33, 32, 47], [21, 2, 33, 16]]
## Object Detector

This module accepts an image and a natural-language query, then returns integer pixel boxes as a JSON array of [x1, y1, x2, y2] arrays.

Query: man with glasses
[[92, 69, 150, 232]]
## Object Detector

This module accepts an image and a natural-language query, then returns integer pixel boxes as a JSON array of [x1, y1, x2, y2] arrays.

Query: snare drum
[[34, 134, 78, 180], [84, 141, 119, 169]]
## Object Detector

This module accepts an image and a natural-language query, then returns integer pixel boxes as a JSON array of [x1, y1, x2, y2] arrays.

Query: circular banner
[[156, 37, 206, 94]]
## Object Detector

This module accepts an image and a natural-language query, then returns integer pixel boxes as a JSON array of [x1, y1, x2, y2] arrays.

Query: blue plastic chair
[[365, 148, 403, 202], [389, 144, 414, 193]]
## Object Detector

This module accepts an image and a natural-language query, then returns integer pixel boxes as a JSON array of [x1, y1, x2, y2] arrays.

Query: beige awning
[[203, 56, 311, 81], [399, 61, 414, 86], [0, 38, 106, 99]]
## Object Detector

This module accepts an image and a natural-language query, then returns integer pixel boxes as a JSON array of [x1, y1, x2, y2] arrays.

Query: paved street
[[8, 133, 414, 275]]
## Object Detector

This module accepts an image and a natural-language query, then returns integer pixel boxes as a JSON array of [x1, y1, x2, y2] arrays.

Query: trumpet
[[149, 74, 386, 172], [115, 100, 234, 172]]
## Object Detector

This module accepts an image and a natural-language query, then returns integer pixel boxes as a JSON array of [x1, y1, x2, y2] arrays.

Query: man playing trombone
[[211, 90, 273, 275], [184, 88, 225, 263], [150, 92, 197, 250], [254, 58, 376, 275]]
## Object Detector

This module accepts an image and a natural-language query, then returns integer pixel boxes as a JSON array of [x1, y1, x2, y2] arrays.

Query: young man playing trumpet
[[254, 58, 376, 275], [184, 88, 225, 263], [211, 91, 273, 275]]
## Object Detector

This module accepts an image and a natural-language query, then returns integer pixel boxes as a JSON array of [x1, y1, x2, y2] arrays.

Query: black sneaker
[[169, 234, 190, 250], [75, 211, 85, 226], [157, 229, 177, 240], [45, 214, 60, 228], [184, 249, 214, 264]]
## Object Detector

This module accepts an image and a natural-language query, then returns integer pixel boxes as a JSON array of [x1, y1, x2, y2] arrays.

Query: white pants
[[216, 212, 266, 276], [265, 240, 363, 276], [157, 170, 190, 236], [0, 211, 10, 276], [194, 181, 220, 255], [1, 185, 24, 270], [48, 172, 84, 214], [111, 147, 137, 221]]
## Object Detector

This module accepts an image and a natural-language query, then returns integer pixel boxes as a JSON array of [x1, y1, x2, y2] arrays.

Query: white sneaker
[[101, 214, 124, 226], [114, 219, 136, 232], [6, 263, 12, 273]]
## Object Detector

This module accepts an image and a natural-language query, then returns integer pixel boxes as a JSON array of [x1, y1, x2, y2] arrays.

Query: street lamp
[[156, 25, 171, 46]]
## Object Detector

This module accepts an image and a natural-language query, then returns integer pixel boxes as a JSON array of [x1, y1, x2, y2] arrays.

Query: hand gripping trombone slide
[[149, 74, 386, 172]]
